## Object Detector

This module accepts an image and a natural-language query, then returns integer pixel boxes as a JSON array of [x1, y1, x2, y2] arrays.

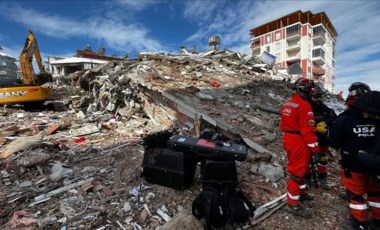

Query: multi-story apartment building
[[249, 10, 337, 92]]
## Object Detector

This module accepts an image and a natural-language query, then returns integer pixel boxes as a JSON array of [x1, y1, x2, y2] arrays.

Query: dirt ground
[[254, 153, 350, 230]]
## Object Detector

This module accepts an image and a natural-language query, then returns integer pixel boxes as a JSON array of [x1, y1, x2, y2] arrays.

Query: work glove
[[315, 121, 328, 135], [319, 153, 328, 163], [313, 153, 328, 164]]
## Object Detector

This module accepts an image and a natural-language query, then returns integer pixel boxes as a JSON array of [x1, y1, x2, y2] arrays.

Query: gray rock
[[258, 163, 284, 182], [19, 180, 32, 187], [158, 210, 203, 230]]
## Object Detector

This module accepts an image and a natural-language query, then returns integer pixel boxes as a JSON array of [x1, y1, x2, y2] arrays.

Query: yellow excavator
[[0, 29, 52, 105]]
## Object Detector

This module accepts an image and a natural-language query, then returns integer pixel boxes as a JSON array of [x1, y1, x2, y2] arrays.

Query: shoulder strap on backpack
[[236, 190, 256, 214]]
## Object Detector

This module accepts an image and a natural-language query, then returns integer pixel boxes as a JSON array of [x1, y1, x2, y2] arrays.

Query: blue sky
[[0, 0, 379, 96]]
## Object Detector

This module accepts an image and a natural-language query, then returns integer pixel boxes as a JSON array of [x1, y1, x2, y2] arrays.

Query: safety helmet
[[346, 82, 371, 106], [293, 78, 315, 91], [293, 78, 315, 99], [310, 86, 324, 97], [352, 91, 380, 116], [348, 82, 371, 92]]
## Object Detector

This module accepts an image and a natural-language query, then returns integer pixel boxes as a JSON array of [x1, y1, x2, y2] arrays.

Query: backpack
[[192, 185, 255, 229], [225, 189, 256, 225], [192, 185, 228, 229]]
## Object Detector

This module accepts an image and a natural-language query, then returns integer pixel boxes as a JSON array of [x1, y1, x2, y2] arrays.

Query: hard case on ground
[[200, 159, 238, 185], [142, 148, 196, 190], [167, 135, 247, 161]]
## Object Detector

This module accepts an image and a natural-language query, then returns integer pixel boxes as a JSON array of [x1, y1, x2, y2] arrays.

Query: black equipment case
[[167, 135, 247, 161], [200, 160, 238, 185], [142, 148, 196, 190]]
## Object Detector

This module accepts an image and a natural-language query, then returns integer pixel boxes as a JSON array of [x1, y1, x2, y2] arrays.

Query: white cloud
[[0, 3, 164, 54], [115, 0, 156, 10], [0, 45, 22, 60]]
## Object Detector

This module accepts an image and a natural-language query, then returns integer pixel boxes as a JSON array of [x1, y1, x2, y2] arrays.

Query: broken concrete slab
[[0, 133, 44, 159], [70, 124, 100, 137]]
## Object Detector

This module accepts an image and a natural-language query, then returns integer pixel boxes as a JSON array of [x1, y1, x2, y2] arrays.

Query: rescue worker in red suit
[[309, 86, 337, 190], [280, 78, 321, 218], [328, 91, 380, 230]]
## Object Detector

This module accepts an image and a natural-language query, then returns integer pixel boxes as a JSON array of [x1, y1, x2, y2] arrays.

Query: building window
[[266, 35, 271, 44], [275, 32, 281, 40], [286, 24, 301, 37], [312, 48, 325, 59], [266, 46, 270, 52], [313, 25, 326, 37]]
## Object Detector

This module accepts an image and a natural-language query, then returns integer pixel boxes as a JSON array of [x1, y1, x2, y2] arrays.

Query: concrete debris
[[0, 132, 44, 159], [16, 149, 51, 167], [159, 210, 203, 230], [257, 163, 284, 182], [70, 124, 100, 137], [0, 49, 347, 229], [3, 210, 38, 230]]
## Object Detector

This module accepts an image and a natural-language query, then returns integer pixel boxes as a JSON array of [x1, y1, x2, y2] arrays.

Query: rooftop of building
[[250, 10, 338, 39]]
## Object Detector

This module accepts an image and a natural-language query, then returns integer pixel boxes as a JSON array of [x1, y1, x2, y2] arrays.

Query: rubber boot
[[318, 173, 330, 190], [319, 179, 330, 190], [300, 193, 314, 202], [340, 189, 350, 201], [285, 203, 312, 218]]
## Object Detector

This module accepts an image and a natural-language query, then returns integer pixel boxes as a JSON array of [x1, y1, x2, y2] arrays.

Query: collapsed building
[[0, 48, 346, 230]]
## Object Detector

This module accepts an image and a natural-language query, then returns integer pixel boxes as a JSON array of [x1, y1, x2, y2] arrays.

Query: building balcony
[[286, 53, 301, 61], [250, 42, 261, 50], [286, 31, 301, 41], [312, 48, 325, 65], [313, 33, 326, 45], [312, 55, 325, 65], [312, 66, 325, 76], [286, 43, 301, 52]]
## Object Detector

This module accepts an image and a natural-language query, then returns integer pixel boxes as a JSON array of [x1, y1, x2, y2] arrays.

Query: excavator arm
[[19, 30, 48, 85]]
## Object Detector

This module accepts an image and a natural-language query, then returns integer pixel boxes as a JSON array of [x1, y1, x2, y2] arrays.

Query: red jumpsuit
[[280, 93, 320, 206]]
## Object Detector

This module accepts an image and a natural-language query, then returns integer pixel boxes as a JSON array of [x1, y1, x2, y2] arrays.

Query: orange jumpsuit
[[280, 93, 320, 206]]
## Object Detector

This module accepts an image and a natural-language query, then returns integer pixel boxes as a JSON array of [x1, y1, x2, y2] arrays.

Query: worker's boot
[[305, 173, 312, 189], [369, 219, 380, 230], [318, 173, 330, 190], [285, 203, 312, 218], [340, 218, 369, 230], [340, 189, 350, 201], [319, 179, 330, 190], [300, 193, 314, 202]]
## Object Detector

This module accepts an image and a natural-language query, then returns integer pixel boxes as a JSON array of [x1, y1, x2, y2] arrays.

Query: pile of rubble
[[0, 49, 346, 230]]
